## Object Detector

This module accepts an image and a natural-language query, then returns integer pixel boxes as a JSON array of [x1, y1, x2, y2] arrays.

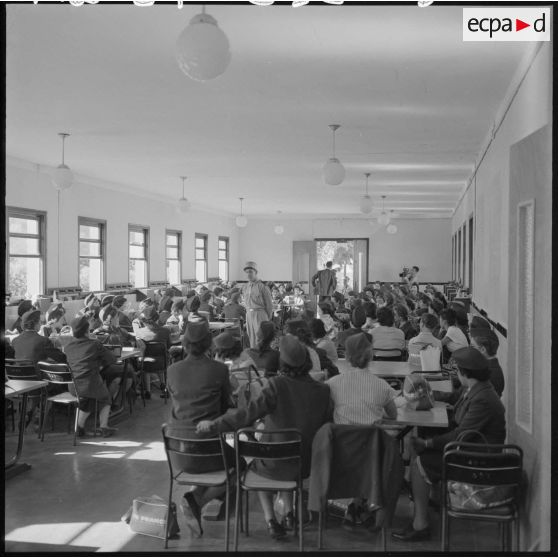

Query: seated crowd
[[4, 278, 507, 543]]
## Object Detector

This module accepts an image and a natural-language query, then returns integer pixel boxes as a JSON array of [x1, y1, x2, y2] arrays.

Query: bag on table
[[402, 374, 434, 410], [419, 345, 441, 371], [122, 495, 180, 540]]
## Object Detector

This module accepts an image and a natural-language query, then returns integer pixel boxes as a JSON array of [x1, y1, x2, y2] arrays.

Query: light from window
[[8, 211, 45, 298], [166, 231, 181, 285], [129, 227, 148, 288], [195, 234, 207, 283], [218, 236, 229, 282], [79, 220, 104, 292]]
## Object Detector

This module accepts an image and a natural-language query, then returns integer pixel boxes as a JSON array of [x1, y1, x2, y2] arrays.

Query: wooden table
[[113, 347, 144, 415], [5, 379, 48, 479], [380, 400, 449, 440], [209, 321, 237, 332], [337, 359, 415, 378]]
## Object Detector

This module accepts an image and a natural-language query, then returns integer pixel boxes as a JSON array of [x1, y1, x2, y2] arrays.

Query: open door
[[292, 241, 316, 295]]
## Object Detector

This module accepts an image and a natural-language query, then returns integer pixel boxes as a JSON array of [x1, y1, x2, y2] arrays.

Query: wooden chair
[[441, 441, 523, 551], [137, 340, 169, 403], [372, 348, 405, 361], [233, 428, 304, 552], [161, 426, 233, 551]]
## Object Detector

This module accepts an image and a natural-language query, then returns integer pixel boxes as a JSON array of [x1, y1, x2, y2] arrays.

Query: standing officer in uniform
[[242, 262, 273, 348], [311, 261, 337, 303]]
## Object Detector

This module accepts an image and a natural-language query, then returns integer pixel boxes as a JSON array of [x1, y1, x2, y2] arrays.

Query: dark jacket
[[12, 330, 66, 365], [312, 268, 337, 297], [308, 423, 404, 528], [198, 301, 215, 321], [399, 321, 418, 341], [337, 328, 372, 350], [245, 347, 280, 376], [487, 358, 505, 398], [132, 319, 171, 348], [224, 302, 246, 321], [212, 375, 332, 480], [431, 380, 506, 451], [64, 337, 114, 401]]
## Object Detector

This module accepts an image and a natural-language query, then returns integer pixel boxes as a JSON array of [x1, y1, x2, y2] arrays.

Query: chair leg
[[41, 400, 51, 441], [234, 487, 241, 552], [318, 509, 323, 550], [67, 404, 72, 434], [165, 478, 173, 549], [73, 405, 79, 446], [244, 490, 249, 537], [298, 488, 303, 552], [224, 480, 230, 552]]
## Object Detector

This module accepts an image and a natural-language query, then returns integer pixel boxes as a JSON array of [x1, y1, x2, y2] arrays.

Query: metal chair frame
[[137, 340, 169, 404]]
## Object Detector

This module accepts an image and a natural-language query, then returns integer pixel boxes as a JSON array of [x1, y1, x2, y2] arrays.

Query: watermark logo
[[463, 7, 550, 42]]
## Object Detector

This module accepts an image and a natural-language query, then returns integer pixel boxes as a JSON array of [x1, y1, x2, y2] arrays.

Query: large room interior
[[4, 2, 553, 554]]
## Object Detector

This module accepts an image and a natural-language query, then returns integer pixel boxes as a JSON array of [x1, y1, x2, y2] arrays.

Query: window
[[468, 216, 474, 293], [462, 222, 467, 288], [218, 236, 229, 282], [7, 208, 46, 298], [195, 234, 208, 283], [457, 228, 462, 283], [452, 234, 456, 281], [129, 225, 149, 288], [166, 230, 182, 285], [79, 218, 105, 292]]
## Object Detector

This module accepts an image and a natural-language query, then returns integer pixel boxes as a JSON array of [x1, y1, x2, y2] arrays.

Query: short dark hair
[[429, 299, 444, 316], [394, 303, 409, 321], [471, 331, 499, 357], [310, 318, 327, 339], [213, 287, 224, 297], [190, 296, 201, 312], [405, 297, 416, 311], [348, 348, 372, 369], [412, 266, 419, 272], [183, 334, 212, 357], [439, 308, 457, 326], [377, 307, 395, 327], [458, 366, 491, 382], [326, 261, 333, 268], [433, 291, 448, 308], [363, 301, 376, 320], [421, 313, 439, 331]]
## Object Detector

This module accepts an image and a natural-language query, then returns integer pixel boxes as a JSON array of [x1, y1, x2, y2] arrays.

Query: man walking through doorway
[[242, 262, 273, 348], [312, 261, 337, 303]]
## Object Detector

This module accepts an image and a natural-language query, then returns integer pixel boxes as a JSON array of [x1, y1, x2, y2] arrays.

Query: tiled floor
[[5, 393, 505, 554]]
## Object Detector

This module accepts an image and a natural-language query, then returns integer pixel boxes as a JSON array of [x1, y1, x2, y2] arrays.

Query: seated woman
[[223, 292, 246, 321], [310, 318, 338, 363], [64, 315, 124, 437], [197, 335, 332, 540], [40, 302, 67, 338], [133, 305, 171, 399], [317, 301, 339, 341], [427, 299, 444, 338], [9, 299, 35, 333], [164, 321, 235, 535], [394, 304, 418, 341], [214, 331, 255, 372], [79, 293, 102, 332], [392, 347, 506, 542], [112, 295, 133, 329], [243, 321, 280, 377], [407, 313, 443, 369], [361, 301, 377, 333], [92, 305, 134, 346], [369, 307, 405, 361], [440, 308, 469, 361], [198, 291, 215, 321], [186, 296, 205, 323]]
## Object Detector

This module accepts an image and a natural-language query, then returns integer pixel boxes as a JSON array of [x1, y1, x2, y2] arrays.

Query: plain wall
[[236, 217, 451, 283], [6, 159, 240, 291], [452, 42, 552, 551]]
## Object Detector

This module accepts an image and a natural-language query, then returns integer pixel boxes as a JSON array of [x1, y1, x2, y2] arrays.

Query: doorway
[[315, 238, 369, 294]]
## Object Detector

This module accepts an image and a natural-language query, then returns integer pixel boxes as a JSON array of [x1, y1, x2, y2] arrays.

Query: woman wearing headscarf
[[197, 335, 332, 540]]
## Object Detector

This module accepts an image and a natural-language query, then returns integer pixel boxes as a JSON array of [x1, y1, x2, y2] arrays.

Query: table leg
[[5, 393, 32, 479]]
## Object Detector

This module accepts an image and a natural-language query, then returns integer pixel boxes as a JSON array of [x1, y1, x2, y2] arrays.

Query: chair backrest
[[104, 344, 123, 358], [5, 361, 41, 381], [37, 361, 73, 385], [161, 426, 230, 473], [234, 428, 302, 464], [373, 348, 404, 361], [443, 442, 523, 487]]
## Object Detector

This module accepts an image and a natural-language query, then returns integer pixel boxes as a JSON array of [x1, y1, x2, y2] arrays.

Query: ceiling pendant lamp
[[322, 124, 345, 186], [52, 132, 74, 191], [175, 5, 231, 82], [387, 210, 398, 234], [235, 197, 248, 228], [274, 211, 284, 235], [177, 176, 190, 213], [377, 195, 391, 226], [360, 172, 373, 214]]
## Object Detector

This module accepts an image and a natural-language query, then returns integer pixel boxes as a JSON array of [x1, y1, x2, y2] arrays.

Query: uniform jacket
[[487, 358, 505, 398], [311, 268, 337, 297], [224, 302, 246, 321], [12, 330, 66, 365], [431, 380, 506, 450], [242, 280, 273, 318]]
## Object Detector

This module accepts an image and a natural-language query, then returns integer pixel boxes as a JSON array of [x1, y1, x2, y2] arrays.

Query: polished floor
[[5, 391, 504, 554]]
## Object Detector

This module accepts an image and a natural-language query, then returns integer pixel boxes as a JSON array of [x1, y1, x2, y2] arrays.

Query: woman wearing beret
[[197, 335, 332, 540], [392, 347, 506, 542]]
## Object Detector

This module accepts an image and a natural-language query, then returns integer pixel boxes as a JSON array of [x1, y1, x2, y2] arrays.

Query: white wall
[[6, 159, 240, 290], [237, 217, 451, 283]]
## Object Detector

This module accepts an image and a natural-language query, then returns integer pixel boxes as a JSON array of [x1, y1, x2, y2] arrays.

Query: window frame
[[218, 236, 229, 282], [78, 217, 106, 292], [165, 229, 182, 285], [7, 206, 46, 297], [128, 224, 150, 288], [195, 233, 208, 283]]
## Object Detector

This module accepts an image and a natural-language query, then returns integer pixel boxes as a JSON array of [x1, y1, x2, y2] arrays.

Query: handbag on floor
[[122, 495, 180, 539]]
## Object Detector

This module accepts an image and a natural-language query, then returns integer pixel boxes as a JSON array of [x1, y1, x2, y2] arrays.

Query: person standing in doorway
[[311, 261, 338, 303], [242, 262, 273, 348]]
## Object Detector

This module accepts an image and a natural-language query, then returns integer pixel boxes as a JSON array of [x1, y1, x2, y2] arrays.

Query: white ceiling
[[6, 3, 529, 219]]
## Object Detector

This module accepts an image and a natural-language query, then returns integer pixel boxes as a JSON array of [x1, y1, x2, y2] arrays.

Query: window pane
[[196, 249, 205, 260], [195, 261, 206, 283], [218, 240, 227, 250], [166, 260, 181, 285], [129, 259, 147, 288], [80, 258, 103, 292], [9, 217, 39, 235], [166, 234, 178, 246], [9, 257, 42, 298], [129, 230, 145, 245], [219, 261, 228, 283], [79, 241, 101, 257], [130, 245, 145, 259], [195, 237, 206, 248], [166, 247, 179, 259], [79, 224, 101, 240], [219, 249, 227, 260], [9, 236, 40, 255]]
